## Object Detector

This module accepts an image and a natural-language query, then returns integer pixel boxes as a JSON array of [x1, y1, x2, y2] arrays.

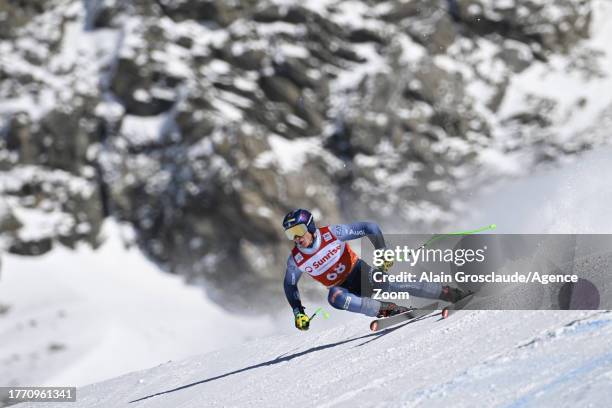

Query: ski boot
[[377, 301, 410, 318], [439, 286, 472, 303]]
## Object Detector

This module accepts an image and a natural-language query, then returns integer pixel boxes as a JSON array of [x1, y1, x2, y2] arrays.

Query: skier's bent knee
[[328, 287, 348, 310]]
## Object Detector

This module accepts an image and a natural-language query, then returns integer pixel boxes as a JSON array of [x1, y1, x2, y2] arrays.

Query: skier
[[282, 209, 470, 331]]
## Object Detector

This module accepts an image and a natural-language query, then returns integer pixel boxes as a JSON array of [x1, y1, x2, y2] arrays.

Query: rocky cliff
[[0, 0, 609, 305]]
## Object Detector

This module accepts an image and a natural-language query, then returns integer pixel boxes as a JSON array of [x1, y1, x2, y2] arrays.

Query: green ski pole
[[309, 307, 330, 322], [418, 224, 497, 249]]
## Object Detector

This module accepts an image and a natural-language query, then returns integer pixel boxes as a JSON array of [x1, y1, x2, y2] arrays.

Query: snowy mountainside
[[1, 0, 611, 303], [0, 220, 279, 391]]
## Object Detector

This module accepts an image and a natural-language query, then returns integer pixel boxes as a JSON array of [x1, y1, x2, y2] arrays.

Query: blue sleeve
[[330, 222, 387, 250], [283, 255, 304, 314]]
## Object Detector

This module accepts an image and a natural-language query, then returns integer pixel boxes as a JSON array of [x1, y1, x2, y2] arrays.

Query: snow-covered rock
[[1, 0, 611, 303]]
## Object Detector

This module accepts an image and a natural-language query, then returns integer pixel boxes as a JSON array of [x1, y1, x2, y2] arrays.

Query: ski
[[441, 294, 475, 319], [370, 301, 439, 332]]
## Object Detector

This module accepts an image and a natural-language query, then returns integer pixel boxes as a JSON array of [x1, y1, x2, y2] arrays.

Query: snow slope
[[12, 309, 612, 407], [0, 221, 279, 388]]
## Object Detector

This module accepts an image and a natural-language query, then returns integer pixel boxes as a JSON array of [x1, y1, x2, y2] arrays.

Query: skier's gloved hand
[[295, 313, 310, 330], [293, 307, 310, 331], [380, 259, 394, 272]]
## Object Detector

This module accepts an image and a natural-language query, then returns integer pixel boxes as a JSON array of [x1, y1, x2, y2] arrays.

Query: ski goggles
[[284, 223, 309, 240]]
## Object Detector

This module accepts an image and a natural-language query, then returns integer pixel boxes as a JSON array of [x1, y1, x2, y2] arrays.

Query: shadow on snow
[[129, 315, 437, 403]]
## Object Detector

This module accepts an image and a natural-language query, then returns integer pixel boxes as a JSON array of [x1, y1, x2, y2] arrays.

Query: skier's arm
[[283, 256, 304, 315], [331, 221, 387, 249]]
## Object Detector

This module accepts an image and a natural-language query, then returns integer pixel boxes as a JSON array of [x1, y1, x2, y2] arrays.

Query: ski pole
[[309, 307, 330, 322], [418, 224, 497, 249]]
